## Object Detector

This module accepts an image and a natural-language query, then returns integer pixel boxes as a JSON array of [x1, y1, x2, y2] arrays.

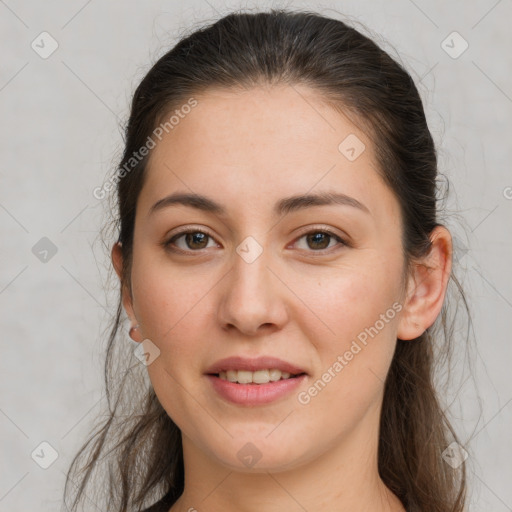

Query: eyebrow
[[148, 190, 371, 217]]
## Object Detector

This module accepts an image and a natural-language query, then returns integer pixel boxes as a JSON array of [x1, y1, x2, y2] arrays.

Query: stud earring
[[129, 323, 140, 341]]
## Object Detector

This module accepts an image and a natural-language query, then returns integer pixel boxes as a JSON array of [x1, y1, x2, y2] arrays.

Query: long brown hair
[[63, 9, 470, 512]]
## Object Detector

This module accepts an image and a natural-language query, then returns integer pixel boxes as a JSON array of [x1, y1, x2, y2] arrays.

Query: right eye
[[163, 229, 220, 253]]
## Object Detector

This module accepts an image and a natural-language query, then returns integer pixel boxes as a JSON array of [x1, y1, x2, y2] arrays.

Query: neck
[[169, 413, 405, 512]]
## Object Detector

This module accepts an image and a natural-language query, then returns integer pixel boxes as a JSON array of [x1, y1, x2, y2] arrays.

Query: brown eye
[[306, 232, 331, 250], [165, 230, 217, 252], [163, 227, 347, 255], [294, 230, 347, 252]]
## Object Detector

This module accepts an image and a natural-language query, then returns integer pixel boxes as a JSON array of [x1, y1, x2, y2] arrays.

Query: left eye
[[163, 229, 346, 253], [293, 230, 346, 252]]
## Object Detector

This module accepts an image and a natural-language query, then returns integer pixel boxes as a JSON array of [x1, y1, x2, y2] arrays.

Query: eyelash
[[162, 226, 348, 255]]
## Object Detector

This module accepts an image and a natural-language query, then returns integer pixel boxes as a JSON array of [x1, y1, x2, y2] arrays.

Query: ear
[[111, 242, 142, 342], [397, 225, 452, 341]]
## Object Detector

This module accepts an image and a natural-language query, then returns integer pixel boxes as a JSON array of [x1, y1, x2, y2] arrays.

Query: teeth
[[218, 369, 295, 384]]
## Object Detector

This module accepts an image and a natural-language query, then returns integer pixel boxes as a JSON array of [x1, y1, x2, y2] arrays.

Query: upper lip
[[205, 356, 308, 375]]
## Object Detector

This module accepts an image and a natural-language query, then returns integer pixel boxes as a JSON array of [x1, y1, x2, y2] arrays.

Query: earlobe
[[129, 323, 142, 343], [396, 226, 452, 341]]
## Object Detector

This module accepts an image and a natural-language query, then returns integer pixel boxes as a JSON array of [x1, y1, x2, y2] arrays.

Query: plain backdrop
[[1, 0, 511, 510]]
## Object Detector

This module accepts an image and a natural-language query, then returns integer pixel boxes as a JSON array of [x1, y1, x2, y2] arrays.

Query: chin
[[208, 438, 313, 474]]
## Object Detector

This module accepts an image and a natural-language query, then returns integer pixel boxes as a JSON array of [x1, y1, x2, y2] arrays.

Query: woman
[[64, 9, 468, 512]]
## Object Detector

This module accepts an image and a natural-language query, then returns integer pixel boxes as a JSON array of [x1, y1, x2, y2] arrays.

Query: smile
[[216, 368, 304, 384], [206, 373, 307, 406]]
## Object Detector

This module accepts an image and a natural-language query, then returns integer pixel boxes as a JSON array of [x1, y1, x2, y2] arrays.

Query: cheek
[[293, 254, 402, 395], [130, 256, 214, 341], [129, 254, 225, 397], [289, 270, 400, 441], [295, 257, 402, 346], [129, 259, 215, 431]]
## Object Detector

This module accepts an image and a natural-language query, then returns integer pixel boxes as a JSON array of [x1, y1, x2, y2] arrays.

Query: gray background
[[1, 0, 511, 510]]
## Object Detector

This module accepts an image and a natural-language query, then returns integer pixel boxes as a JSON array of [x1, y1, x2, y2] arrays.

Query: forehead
[[139, 84, 399, 224]]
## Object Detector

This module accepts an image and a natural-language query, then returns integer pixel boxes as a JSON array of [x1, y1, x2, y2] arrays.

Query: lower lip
[[206, 374, 307, 406]]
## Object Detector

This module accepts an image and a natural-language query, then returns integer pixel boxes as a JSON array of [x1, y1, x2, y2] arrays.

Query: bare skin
[[112, 84, 452, 512]]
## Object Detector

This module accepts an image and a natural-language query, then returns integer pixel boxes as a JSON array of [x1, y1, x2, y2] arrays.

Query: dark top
[[141, 503, 170, 512], [141, 489, 175, 512]]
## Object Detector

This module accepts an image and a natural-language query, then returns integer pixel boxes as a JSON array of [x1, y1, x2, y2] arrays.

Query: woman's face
[[120, 85, 410, 471]]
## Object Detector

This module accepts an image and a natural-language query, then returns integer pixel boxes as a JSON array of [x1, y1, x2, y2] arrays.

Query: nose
[[217, 245, 289, 337]]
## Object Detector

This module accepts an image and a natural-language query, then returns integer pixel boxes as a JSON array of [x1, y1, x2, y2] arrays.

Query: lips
[[205, 356, 308, 376]]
